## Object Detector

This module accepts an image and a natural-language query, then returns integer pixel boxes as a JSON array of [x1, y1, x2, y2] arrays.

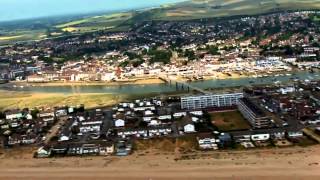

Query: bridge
[[159, 75, 211, 94]]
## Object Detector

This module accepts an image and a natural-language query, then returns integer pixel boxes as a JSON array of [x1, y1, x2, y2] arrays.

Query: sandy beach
[[0, 145, 319, 180]]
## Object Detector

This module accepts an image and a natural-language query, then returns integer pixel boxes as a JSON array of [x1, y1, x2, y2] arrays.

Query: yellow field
[[62, 27, 78, 32], [0, 35, 24, 41]]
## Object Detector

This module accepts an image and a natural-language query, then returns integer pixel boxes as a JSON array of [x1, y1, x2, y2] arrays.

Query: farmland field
[[56, 12, 133, 33], [150, 0, 320, 20], [210, 110, 251, 131]]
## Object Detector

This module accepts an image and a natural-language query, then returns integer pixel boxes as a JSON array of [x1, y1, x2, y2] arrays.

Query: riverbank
[[0, 90, 128, 110], [0, 89, 192, 110], [2, 70, 319, 88], [9, 78, 165, 87], [0, 145, 319, 179]]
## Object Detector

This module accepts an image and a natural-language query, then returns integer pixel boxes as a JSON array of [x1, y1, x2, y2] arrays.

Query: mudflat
[[0, 145, 320, 180]]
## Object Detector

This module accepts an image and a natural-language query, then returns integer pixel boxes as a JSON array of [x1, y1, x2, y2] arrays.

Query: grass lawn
[[0, 90, 127, 110], [210, 110, 251, 131], [56, 12, 133, 33], [133, 135, 198, 153]]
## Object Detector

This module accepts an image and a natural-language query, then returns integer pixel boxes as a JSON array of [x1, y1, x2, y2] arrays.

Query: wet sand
[[0, 145, 319, 180]]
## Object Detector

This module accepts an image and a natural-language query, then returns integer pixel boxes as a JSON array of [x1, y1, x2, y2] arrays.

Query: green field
[[0, 0, 319, 45], [0, 90, 128, 110], [149, 0, 320, 21], [210, 110, 251, 131], [55, 12, 133, 33]]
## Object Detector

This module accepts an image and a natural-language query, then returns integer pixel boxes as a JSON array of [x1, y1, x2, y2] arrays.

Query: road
[[43, 116, 69, 144]]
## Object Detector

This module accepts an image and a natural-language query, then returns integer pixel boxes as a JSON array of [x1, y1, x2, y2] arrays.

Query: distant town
[[0, 11, 319, 84]]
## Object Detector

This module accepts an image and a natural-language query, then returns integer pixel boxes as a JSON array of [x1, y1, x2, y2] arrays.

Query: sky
[[0, 0, 185, 22]]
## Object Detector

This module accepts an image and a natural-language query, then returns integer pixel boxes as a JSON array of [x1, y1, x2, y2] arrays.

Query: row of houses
[[112, 98, 212, 139], [37, 141, 116, 158], [1, 106, 84, 147]]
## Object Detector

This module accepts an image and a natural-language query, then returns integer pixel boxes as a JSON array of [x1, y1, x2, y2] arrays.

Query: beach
[[0, 145, 319, 180]]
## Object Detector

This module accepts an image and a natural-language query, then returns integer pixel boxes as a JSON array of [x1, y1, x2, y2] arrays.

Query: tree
[[148, 50, 172, 64], [119, 61, 129, 67], [30, 109, 39, 119], [184, 50, 196, 61], [207, 45, 220, 55]]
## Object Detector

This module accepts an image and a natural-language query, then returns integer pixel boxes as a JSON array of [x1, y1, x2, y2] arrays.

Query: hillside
[[0, 0, 319, 45], [147, 0, 320, 20], [52, 0, 320, 32]]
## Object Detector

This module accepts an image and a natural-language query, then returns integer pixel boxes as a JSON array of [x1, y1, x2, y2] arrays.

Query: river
[[0, 71, 319, 95]]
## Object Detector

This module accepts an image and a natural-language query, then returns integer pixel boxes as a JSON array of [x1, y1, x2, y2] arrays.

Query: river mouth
[[0, 71, 319, 95]]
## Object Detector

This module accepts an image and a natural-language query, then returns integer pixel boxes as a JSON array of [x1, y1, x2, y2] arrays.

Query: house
[[287, 131, 303, 139], [251, 134, 270, 141], [59, 135, 70, 142], [116, 140, 132, 156], [38, 109, 55, 124], [184, 124, 195, 133], [272, 131, 286, 139], [190, 110, 203, 116], [177, 116, 195, 134], [0, 120, 9, 130], [115, 119, 125, 127], [149, 119, 161, 126], [27, 75, 48, 82], [38, 110, 55, 118], [173, 112, 187, 118], [37, 146, 51, 158], [158, 115, 172, 120], [233, 134, 251, 143], [79, 118, 103, 133], [51, 144, 68, 155], [148, 126, 172, 137], [218, 133, 232, 146], [102, 142, 115, 155], [10, 119, 20, 128], [21, 134, 37, 144], [8, 134, 21, 145], [5, 109, 23, 120], [81, 144, 100, 155], [197, 133, 218, 150], [55, 108, 68, 117]]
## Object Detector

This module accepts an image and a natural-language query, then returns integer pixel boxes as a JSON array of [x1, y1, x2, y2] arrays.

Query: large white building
[[181, 93, 244, 110]]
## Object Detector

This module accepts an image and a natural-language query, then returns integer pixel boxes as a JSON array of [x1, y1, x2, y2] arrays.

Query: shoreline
[[6, 69, 312, 88], [8, 78, 166, 87], [0, 145, 319, 179]]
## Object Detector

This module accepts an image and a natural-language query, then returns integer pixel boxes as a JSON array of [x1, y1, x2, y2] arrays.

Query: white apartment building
[[181, 93, 244, 109]]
